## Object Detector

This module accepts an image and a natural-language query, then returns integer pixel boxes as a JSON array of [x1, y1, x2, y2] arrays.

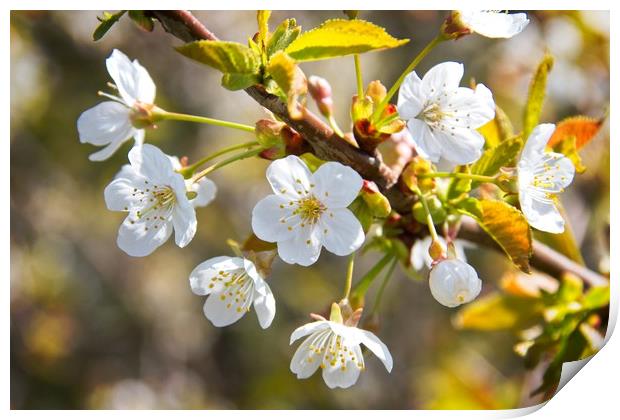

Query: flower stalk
[[179, 141, 259, 177], [191, 147, 265, 182], [156, 110, 256, 133], [417, 171, 499, 184]]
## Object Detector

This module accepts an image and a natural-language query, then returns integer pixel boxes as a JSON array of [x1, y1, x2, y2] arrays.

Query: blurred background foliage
[[10, 10, 609, 409]]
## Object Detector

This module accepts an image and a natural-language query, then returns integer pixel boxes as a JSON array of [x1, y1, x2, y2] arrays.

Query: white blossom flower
[[104, 144, 202, 257], [251, 155, 365, 266], [517, 123, 575, 233], [78, 49, 156, 161], [398, 62, 495, 165], [429, 258, 482, 308], [289, 319, 393, 389], [453, 11, 530, 38], [411, 236, 468, 271], [189, 256, 276, 328]]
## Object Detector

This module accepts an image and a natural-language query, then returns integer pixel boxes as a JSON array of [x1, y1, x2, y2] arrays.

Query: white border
[[4, 1, 616, 418]]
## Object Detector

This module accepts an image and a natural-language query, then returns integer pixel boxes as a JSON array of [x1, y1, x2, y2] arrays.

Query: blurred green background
[[10, 10, 609, 409]]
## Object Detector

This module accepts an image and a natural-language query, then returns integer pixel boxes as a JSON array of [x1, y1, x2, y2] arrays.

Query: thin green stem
[[418, 171, 498, 184], [370, 258, 398, 317], [354, 54, 364, 98], [328, 115, 345, 138], [343, 253, 356, 300], [350, 253, 394, 300], [372, 35, 444, 122], [180, 141, 259, 176], [159, 111, 255, 133], [413, 186, 439, 242], [192, 148, 264, 182]]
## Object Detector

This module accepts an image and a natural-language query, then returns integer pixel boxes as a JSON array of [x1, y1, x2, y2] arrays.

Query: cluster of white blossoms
[[79, 10, 580, 389]]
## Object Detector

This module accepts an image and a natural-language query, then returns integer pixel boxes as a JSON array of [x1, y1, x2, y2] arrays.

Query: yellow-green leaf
[[257, 10, 271, 47], [221, 73, 261, 91], [127, 10, 154, 32], [266, 51, 307, 119], [470, 136, 523, 185], [176, 40, 260, 75], [93, 10, 126, 41], [548, 115, 604, 150], [285, 19, 409, 62], [523, 53, 554, 139], [458, 199, 532, 273], [478, 105, 514, 148], [534, 203, 584, 264], [453, 292, 541, 331], [267, 18, 301, 57]]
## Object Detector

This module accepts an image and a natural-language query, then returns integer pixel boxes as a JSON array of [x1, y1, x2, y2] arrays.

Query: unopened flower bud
[[402, 157, 435, 193], [361, 180, 391, 218], [255, 119, 287, 148], [428, 239, 445, 262], [365, 80, 387, 105], [429, 258, 482, 308], [308, 75, 334, 117]]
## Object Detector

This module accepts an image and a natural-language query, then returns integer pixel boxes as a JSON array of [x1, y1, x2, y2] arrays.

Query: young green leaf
[[458, 199, 533, 273], [453, 292, 542, 331], [221, 73, 261, 91], [93, 10, 126, 41], [266, 18, 301, 57], [581, 285, 610, 311], [446, 166, 472, 202], [284, 19, 409, 62], [257, 10, 272, 47], [176, 40, 260, 75], [470, 135, 523, 184], [266, 51, 307, 119], [523, 53, 554, 139]]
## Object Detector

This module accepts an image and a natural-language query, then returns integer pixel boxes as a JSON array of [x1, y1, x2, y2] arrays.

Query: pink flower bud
[[308, 75, 334, 116]]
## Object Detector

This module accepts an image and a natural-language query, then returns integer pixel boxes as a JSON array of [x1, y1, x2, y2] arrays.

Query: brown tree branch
[[148, 10, 607, 287]]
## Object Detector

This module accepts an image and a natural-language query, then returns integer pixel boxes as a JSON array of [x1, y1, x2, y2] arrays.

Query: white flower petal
[[106, 49, 155, 106], [171, 201, 197, 248], [290, 321, 330, 344], [519, 190, 565, 233], [116, 215, 173, 257], [128, 144, 176, 184], [190, 178, 217, 208], [320, 208, 364, 256], [277, 224, 322, 266], [421, 62, 464, 94], [253, 281, 276, 329], [78, 101, 134, 146], [266, 155, 313, 199], [321, 351, 362, 389], [358, 330, 393, 372], [461, 11, 530, 38], [444, 85, 495, 128], [203, 290, 249, 327], [104, 165, 145, 211], [290, 331, 327, 379], [437, 128, 485, 165], [189, 256, 240, 295], [520, 123, 556, 162], [406, 119, 442, 162], [311, 162, 363, 208], [251, 195, 297, 242], [397, 71, 425, 120]]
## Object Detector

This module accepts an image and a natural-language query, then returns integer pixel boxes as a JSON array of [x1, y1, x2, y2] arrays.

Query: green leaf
[[458, 199, 532, 273], [221, 73, 261, 91], [267, 18, 301, 57], [446, 166, 472, 202], [523, 53, 554, 139], [176, 40, 260, 75], [454, 197, 483, 219], [478, 105, 514, 148], [581, 285, 610, 310], [453, 292, 541, 331], [127, 10, 154, 32], [470, 136, 523, 186], [349, 196, 373, 232], [266, 51, 307, 119], [285, 19, 409, 62], [257, 10, 271, 47], [93, 10, 126, 41]]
